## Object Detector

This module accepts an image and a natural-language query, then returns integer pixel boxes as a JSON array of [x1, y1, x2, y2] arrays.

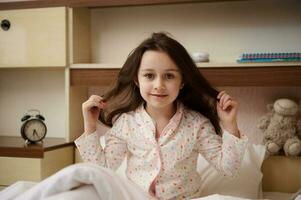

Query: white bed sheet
[[1, 181, 300, 200], [0, 163, 300, 200], [0, 181, 252, 200]]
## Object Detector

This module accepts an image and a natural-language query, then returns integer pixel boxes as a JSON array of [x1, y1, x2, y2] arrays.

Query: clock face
[[23, 119, 47, 142]]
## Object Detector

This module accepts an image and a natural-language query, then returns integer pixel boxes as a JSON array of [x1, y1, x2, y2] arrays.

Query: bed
[[1, 143, 300, 200]]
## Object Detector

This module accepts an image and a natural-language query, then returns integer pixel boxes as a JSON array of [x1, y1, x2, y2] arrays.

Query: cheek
[[168, 81, 182, 90], [138, 81, 151, 94]]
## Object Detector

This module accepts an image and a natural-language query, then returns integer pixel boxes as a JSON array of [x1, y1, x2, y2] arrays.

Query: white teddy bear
[[257, 98, 301, 156]]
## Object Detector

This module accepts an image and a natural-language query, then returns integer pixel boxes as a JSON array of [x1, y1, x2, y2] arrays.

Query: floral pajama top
[[75, 102, 248, 200]]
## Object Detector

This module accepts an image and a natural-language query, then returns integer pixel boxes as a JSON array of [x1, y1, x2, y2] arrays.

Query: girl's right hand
[[82, 95, 106, 134]]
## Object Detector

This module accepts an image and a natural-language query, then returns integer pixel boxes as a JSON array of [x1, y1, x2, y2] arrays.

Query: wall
[[91, 0, 301, 64], [0, 68, 66, 137]]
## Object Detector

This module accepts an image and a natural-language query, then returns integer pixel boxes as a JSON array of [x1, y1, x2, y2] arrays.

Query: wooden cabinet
[[0, 6, 72, 188], [0, 7, 67, 67], [0, 137, 74, 187], [262, 156, 301, 193], [0, 147, 74, 185]]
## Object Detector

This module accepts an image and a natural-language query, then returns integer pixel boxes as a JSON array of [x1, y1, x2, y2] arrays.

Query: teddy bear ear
[[267, 103, 274, 111]]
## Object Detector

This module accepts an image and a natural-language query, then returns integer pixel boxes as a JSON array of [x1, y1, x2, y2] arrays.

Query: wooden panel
[[0, 0, 246, 10], [69, 7, 91, 64], [0, 7, 66, 67], [200, 66, 301, 86], [0, 0, 69, 10], [41, 146, 74, 178], [69, 86, 88, 141], [0, 157, 41, 185], [262, 156, 301, 193], [71, 68, 118, 86], [69, 0, 214, 8], [70, 66, 301, 87]]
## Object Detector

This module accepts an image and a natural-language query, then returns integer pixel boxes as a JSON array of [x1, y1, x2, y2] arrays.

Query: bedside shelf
[[0, 136, 74, 158], [0, 136, 75, 186]]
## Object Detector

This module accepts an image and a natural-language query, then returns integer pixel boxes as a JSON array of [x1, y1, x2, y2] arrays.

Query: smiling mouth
[[150, 94, 168, 97]]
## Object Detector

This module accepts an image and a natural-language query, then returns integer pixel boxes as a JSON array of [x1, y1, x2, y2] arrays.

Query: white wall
[[91, 0, 301, 64], [0, 68, 66, 137]]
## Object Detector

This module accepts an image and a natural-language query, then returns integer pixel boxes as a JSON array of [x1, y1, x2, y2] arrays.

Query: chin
[[149, 100, 174, 108]]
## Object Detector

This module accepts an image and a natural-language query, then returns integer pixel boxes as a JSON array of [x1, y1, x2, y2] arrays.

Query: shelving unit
[[0, 7, 68, 139], [0, 1, 300, 140], [67, 0, 301, 140], [0, 6, 72, 187]]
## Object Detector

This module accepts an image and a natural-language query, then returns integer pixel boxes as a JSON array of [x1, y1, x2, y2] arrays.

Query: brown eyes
[[165, 73, 175, 79], [144, 73, 155, 79], [143, 73, 175, 80]]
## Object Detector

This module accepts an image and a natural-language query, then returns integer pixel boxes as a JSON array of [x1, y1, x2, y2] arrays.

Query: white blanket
[[0, 163, 151, 200], [0, 163, 253, 200]]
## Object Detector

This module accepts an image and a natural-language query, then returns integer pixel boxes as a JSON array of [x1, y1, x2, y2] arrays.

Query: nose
[[154, 77, 165, 90]]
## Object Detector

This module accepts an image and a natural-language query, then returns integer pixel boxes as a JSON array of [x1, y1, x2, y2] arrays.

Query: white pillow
[[197, 143, 266, 199]]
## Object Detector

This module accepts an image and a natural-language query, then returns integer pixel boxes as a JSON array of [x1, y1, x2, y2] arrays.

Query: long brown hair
[[99, 32, 221, 135]]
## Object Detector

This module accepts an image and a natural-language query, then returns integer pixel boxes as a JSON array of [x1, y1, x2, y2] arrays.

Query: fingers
[[83, 95, 106, 110], [216, 90, 226, 100], [89, 95, 105, 103], [217, 91, 237, 110]]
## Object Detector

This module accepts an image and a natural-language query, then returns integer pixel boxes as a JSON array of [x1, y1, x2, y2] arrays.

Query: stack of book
[[237, 52, 301, 63]]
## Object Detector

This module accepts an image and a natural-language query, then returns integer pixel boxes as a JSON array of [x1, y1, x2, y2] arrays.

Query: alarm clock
[[21, 109, 47, 143]]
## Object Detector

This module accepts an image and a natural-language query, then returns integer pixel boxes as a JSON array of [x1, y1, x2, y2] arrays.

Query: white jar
[[191, 52, 209, 62]]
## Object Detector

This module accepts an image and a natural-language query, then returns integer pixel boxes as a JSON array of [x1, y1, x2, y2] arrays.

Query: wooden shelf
[[70, 62, 301, 69], [0, 136, 74, 158], [0, 0, 247, 10], [70, 63, 301, 87]]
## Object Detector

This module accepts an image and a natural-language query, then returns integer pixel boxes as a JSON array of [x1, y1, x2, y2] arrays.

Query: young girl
[[75, 32, 248, 200]]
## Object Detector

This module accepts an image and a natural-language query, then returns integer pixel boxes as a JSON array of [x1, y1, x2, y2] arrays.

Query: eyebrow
[[140, 68, 180, 72]]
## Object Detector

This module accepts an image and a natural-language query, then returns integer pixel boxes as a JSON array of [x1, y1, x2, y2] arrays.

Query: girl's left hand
[[216, 91, 240, 137]]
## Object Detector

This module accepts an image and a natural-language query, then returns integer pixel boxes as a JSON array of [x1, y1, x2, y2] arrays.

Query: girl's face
[[137, 50, 183, 112]]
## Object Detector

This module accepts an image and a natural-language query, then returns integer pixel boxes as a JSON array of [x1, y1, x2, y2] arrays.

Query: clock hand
[[33, 129, 39, 139]]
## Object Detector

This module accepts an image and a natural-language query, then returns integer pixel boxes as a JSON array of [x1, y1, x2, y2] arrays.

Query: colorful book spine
[[237, 52, 301, 63]]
